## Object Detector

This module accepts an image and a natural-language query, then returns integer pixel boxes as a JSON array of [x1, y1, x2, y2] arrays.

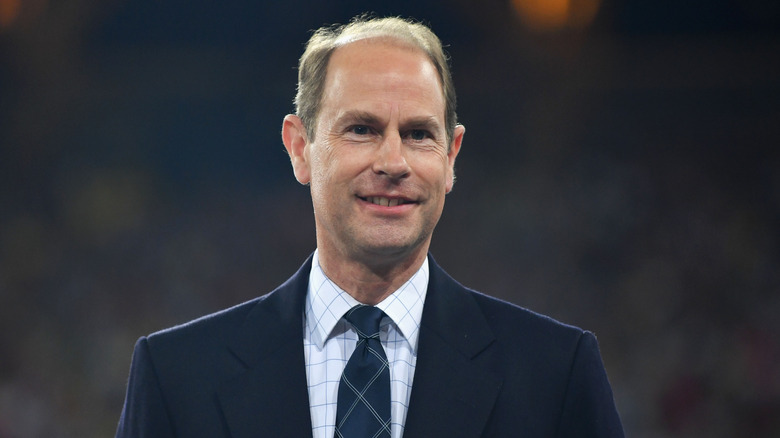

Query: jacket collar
[[403, 255, 503, 437], [217, 255, 314, 438], [215, 254, 502, 437]]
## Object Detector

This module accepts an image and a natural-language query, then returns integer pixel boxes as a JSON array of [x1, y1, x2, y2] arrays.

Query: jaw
[[316, 220, 434, 280], [313, 202, 435, 266]]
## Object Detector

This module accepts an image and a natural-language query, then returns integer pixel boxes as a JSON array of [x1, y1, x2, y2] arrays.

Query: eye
[[409, 129, 429, 141], [350, 125, 370, 135]]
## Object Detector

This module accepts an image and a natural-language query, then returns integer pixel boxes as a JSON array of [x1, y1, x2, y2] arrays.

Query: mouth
[[359, 196, 413, 207]]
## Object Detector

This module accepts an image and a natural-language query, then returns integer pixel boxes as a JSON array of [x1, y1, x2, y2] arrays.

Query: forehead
[[320, 39, 445, 117]]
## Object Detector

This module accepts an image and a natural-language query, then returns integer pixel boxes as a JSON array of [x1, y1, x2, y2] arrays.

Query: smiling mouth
[[360, 196, 411, 207]]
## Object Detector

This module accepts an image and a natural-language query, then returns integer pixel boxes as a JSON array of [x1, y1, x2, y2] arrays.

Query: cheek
[[411, 156, 451, 189], [308, 151, 361, 200], [308, 144, 337, 184]]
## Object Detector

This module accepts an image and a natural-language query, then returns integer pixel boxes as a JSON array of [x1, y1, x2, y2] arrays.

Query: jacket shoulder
[[468, 288, 585, 339], [146, 294, 266, 351], [465, 289, 624, 437]]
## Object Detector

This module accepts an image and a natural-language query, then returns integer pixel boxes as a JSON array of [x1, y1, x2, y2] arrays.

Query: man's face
[[285, 39, 464, 265]]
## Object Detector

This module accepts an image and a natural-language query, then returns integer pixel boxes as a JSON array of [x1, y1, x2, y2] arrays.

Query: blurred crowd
[[1, 1, 778, 436]]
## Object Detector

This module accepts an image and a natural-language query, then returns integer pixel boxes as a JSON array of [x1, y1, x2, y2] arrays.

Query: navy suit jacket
[[117, 255, 624, 437]]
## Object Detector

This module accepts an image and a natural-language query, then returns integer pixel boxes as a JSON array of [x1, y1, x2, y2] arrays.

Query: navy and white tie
[[334, 305, 391, 438]]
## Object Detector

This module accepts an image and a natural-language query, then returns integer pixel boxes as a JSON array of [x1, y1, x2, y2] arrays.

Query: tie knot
[[345, 305, 384, 339]]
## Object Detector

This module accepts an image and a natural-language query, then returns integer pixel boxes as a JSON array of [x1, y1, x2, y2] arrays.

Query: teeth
[[367, 197, 405, 207]]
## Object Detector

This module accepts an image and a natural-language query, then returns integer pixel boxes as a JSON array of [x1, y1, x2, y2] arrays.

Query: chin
[[357, 236, 429, 260]]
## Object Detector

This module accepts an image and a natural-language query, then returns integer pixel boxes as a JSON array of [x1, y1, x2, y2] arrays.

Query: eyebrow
[[335, 110, 382, 127], [403, 116, 441, 133], [335, 110, 442, 133]]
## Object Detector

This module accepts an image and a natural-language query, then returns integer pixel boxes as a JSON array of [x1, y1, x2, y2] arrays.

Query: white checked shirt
[[304, 250, 428, 438]]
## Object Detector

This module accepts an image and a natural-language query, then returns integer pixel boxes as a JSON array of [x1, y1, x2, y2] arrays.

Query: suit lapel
[[403, 256, 504, 438], [212, 255, 502, 437], [217, 257, 314, 438]]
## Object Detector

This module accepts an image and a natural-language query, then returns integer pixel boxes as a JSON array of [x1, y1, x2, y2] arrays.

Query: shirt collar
[[305, 249, 428, 353]]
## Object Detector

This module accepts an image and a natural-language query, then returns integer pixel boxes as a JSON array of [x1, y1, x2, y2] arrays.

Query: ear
[[281, 114, 311, 185], [445, 124, 465, 193]]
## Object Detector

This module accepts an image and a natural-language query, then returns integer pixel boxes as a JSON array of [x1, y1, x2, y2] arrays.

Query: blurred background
[[1, 0, 778, 436]]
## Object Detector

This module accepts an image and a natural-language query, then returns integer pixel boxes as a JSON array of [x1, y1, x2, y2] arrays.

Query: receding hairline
[[330, 28, 432, 52], [319, 38, 447, 131], [327, 15, 440, 46], [295, 16, 458, 144], [325, 35, 446, 85]]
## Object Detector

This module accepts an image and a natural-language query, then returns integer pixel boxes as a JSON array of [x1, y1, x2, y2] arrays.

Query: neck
[[316, 245, 429, 305]]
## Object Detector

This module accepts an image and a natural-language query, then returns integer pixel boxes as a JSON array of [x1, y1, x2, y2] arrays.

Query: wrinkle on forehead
[[325, 38, 444, 100], [324, 43, 442, 104], [314, 38, 449, 149]]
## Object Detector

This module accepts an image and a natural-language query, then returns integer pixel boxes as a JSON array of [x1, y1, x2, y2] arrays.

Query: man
[[116, 16, 624, 438]]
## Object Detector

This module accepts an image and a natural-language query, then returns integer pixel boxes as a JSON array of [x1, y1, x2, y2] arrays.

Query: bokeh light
[[510, 0, 601, 32], [0, 0, 22, 29]]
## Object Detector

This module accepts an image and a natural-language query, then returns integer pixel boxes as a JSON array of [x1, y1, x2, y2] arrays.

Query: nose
[[372, 132, 410, 179]]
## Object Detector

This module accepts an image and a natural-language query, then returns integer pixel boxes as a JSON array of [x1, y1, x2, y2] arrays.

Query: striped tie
[[334, 305, 391, 438]]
